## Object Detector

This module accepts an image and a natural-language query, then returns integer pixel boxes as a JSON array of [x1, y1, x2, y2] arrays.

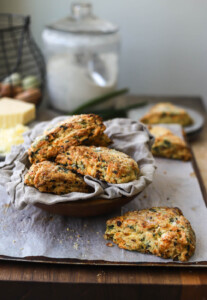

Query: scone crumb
[[190, 172, 196, 177], [106, 242, 114, 247], [73, 242, 79, 250]]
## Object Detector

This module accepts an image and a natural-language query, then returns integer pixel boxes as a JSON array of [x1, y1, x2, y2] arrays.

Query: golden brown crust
[[104, 207, 196, 262], [140, 102, 193, 126], [28, 114, 108, 164], [149, 126, 192, 161], [55, 146, 139, 184], [85, 133, 112, 147], [24, 161, 91, 194]]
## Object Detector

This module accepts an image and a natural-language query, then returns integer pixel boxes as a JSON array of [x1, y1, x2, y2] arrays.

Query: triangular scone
[[140, 102, 193, 126], [28, 114, 111, 164], [104, 207, 196, 262], [56, 146, 139, 184], [149, 126, 192, 161]]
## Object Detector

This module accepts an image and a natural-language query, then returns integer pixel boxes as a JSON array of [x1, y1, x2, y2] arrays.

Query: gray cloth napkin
[[0, 117, 156, 209]]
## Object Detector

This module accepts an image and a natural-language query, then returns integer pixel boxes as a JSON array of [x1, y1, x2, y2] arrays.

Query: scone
[[55, 146, 139, 184], [104, 207, 196, 262], [140, 102, 193, 126], [149, 126, 191, 161], [24, 161, 91, 194], [28, 114, 111, 164]]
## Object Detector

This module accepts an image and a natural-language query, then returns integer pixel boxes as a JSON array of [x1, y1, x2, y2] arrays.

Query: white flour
[[47, 53, 118, 111]]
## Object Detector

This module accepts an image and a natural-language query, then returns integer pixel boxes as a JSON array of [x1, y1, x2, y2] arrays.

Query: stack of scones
[[25, 114, 139, 194]]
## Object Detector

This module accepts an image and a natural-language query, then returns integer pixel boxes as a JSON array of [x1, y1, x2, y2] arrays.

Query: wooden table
[[1, 96, 207, 300]]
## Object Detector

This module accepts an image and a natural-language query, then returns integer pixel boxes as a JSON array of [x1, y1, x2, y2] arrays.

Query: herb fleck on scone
[[28, 114, 111, 164], [149, 126, 192, 161], [56, 146, 139, 184], [140, 102, 193, 127], [104, 207, 196, 261], [24, 161, 91, 194]]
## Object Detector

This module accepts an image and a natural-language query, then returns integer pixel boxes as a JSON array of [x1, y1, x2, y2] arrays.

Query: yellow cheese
[[0, 98, 35, 128], [0, 124, 29, 155]]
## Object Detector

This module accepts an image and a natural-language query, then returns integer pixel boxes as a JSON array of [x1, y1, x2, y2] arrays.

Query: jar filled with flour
[[42, 2, 120, 112]]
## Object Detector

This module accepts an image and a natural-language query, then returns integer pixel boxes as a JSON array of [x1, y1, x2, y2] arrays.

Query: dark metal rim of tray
[[0, 144, 206, 268]]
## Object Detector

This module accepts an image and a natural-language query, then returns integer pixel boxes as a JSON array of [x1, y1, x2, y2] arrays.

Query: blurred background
[[1, 0, 207, 107]]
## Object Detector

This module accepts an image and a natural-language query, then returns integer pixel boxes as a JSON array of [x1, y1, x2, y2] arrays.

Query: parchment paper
[[0, 124, 206, 263]]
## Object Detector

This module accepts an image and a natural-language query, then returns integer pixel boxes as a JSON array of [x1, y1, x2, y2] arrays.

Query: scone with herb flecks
[[56, 146, 139, 184], [140, 102, 193, 126], [24, 161, 91, 194], [149, 126, 191, 161], [28, 114, 111, 164], [104, 207, 196, 262]]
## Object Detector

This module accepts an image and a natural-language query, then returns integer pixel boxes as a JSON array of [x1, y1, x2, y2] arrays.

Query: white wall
[[1, 0, 207, 107]]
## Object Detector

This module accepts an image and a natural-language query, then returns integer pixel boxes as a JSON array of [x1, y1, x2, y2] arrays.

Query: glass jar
[[42, 2, 120, 112]]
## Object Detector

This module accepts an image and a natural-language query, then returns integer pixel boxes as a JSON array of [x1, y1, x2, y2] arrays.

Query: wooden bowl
[[35, 196, 136, 217]]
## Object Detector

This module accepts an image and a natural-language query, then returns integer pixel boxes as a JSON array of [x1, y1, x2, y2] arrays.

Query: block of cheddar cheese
[[0, 97, 35, 128]]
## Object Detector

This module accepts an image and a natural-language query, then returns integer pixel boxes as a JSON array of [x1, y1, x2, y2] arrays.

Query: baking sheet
[[0, 125, 206, 265]]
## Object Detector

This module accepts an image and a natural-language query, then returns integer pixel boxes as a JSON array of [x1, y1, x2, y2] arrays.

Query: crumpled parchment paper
[[0, 123, 206, 264]]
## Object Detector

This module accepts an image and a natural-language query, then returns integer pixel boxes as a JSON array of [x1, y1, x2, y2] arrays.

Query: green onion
[[79, 101, 147, 120], [70, 88, 129, 114]]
